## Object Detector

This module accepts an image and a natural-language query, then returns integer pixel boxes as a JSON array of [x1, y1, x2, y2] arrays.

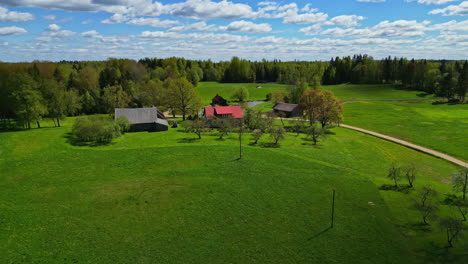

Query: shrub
[[72, 116, 121, 144], [116, 116, 131, 133]]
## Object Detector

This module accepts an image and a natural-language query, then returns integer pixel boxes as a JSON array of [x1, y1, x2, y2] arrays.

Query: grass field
[[1, 117, 466, 263], [196, 82, 432, 104], [196, 82, 288, 104], [322, 84, 434, 100], [343, 100, 468, 161]]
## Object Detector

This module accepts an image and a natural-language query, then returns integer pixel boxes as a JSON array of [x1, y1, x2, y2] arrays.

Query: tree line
[[0, 55, 466, 129], [323, 55, 467, 102]]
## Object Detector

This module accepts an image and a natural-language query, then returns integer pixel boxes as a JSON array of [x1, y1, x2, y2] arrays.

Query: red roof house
[[203, 106, 244, 119]]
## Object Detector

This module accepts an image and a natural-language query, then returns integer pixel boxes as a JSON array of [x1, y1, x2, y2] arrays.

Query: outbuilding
[[273, 103, 302, 118], [115, 107, 169, 132]]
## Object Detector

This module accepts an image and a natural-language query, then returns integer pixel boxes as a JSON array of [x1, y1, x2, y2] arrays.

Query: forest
[[0, 55, 466, 129]]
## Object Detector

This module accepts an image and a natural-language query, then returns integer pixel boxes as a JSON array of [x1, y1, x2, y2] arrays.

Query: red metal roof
[[204, 106, 243, 119]]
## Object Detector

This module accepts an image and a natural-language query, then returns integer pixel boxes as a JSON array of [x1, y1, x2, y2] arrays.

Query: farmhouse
[[273, 103, 302, 118], [115, 107, 169, 132], [203, 105, 244, 120], [211, 94, 228, 106]]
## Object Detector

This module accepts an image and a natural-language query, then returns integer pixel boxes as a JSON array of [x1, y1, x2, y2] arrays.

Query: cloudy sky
[[0, 0, 467, 62]]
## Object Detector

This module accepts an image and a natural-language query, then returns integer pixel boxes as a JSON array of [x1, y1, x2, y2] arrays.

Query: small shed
[[273, 103, 302, 118], [211, 94, 228, 106], [115, 107, 169, 132]]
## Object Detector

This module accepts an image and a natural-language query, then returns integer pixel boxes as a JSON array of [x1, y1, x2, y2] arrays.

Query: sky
[[0, 0, 467, 62]]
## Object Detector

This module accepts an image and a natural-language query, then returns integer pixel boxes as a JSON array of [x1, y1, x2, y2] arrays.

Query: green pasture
[[0, 116, 466, 263], [343, 100, 468, 161]]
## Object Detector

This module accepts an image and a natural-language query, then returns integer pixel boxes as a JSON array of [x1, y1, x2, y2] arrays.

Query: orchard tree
[[453, 168, 468, 201], [269, 125, 286, 145], [306, 123, 325, 145], [439, 217, 465, 248], [403, 163, 417, 188], [166, 78, 203, 120], [185, 119, 206, 139], [413, 185, 438, 225], [387, 162, 401, 188]]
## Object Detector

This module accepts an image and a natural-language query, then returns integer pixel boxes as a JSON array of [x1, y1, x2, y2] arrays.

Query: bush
[[116, 116, 131, 133], [72, 116, 121, 144]]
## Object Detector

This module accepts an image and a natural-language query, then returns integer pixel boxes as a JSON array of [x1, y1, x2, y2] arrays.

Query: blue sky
[[0, 0, 467, 62]]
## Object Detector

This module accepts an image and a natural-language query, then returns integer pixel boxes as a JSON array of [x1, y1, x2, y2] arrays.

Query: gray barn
[[273, 103, 302, 118], [115, 107, 169, 132]]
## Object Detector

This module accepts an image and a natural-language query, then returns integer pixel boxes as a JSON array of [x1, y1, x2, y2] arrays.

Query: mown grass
[[196, 82, 288, 104], [1, 116, 466, 263], [343, 100, 468, 161], [196, 82, 432, 105]]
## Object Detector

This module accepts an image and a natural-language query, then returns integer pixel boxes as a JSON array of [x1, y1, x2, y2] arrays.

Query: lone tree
[[185, 119, 206, 139], [439, 216, 465, 248], [167, 78, 203, 120], [251, 116, 273, 144], [289, 119, 305, 136], [299, 89, 343, 128], [454, 200, 468, 221], [269, 125, 286, 145], [231, 86, 249, 102], [413, 185, 439, 225], [403, 163, 417, 188], [306, 123, 325, 145], [453, 168, 468, 200], [387, 163, 401, 188]]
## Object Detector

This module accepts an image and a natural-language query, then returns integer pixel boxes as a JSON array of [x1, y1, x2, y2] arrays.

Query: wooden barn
[[115, 107, 169, 132], [211, 94, 228, 106], [273, 103, 302, 118]]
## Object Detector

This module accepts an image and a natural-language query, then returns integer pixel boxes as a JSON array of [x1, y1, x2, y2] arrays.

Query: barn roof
[[115, 107, 168, 126], [273, 103, 299, 112], [212, 94, 224, 101], [204, 105, 243, 119]]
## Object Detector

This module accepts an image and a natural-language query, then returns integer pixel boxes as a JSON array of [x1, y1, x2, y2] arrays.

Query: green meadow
[[196, 82, 433, 104], [1, 117, 466, 263], [343, 100, 468, 161], [196, 82, 288, 104]]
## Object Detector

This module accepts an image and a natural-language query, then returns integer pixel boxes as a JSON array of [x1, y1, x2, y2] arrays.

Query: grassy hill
[[1, 117, 465, 263], [343, 100, 468, 161]]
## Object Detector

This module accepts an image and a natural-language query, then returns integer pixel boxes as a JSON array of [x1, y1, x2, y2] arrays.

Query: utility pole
[[238, 121, 243, 160], [331, 189, 336, 228]]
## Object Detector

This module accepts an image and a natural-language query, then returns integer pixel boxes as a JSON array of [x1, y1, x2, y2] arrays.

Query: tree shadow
[[259, 142, 280, 148], [308, 227, 331, 240], [422, 241, 468, 263], [417, 92, 431, 98], [378, 184, 413, 194], [177, 137, 198, 143], [63, 132, 113, 147], [410, 222, 433, 232]]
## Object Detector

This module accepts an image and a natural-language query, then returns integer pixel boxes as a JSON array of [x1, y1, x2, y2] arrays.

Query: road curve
[[339, 123, 467, 168]]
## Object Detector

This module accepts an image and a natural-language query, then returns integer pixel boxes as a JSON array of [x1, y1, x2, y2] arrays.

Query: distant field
[[322, 84, 434, 100], [1, 117, 465, 263], [197, 82, 433, 105], [343, 100, 468, 161], [196, 82, 288, 104]]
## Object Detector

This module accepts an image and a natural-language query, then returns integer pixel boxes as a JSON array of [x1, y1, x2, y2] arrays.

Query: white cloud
[[326, 15, 365, 27], [81, 30, 101, 38], [0, 7, 34, 22], [43, 14, 57, 21], [101, 13, 128, 24], [258, 1, 276, 6], [0, 26, 27, 36], [406, 0, 458, 4], [219, 20, 272, 33], [298, 24, 322, 35], [321, 20, 431, 38], [127, 17, 180, 28], [168, 21, 217, 32], [430, 20, 468, 32], [167, 0, 255, 19], [47, 24, 61, 31], [429, 1, 468, 16]]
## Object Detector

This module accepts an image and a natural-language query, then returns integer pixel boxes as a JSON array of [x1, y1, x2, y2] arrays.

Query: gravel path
[[339, 123, 467, 167]]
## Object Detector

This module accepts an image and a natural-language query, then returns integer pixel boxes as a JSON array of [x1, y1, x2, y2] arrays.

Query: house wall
[[129, 123, 168, 132]]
